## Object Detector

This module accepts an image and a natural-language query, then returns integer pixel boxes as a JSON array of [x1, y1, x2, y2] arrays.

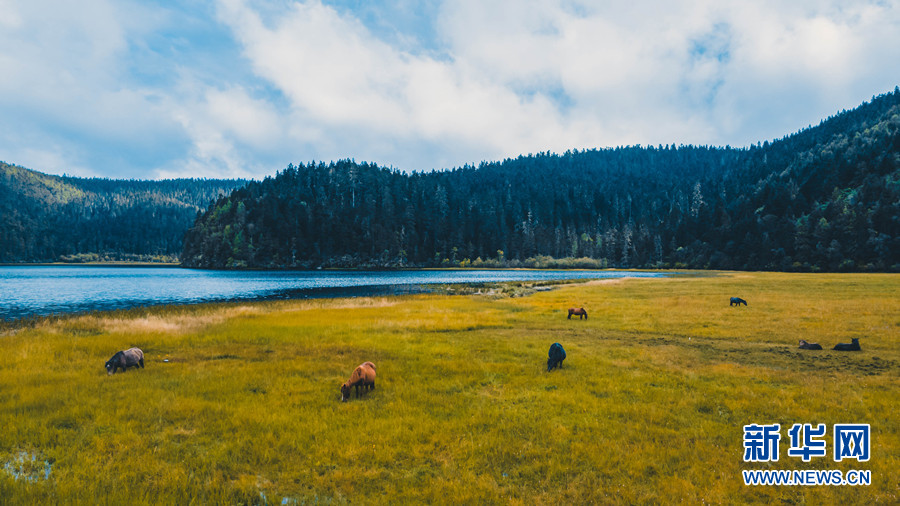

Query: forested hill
[[0, 164, 247, 262], [183, 88, 900, 272]]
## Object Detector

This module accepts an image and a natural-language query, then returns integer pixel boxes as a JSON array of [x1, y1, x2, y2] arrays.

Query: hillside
[[182, 89, 900, 271], [0, 164, 247, 263]]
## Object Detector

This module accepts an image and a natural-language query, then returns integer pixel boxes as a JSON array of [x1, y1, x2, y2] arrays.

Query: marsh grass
[[1, 272, 898, 504]]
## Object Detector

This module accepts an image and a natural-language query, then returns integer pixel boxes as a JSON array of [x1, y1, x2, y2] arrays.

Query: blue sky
[[1, 0, 899, 180]]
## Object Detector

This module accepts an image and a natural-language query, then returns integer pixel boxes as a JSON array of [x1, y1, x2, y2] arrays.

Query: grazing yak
[[341, 362, 377, 401], [833, 338, 861, 351], [547, 342, 566, 372], [567, 308, 588, 319], [105, 347, 144, 375], [730, 297, 748, 306], [798, 340, 823, 350]]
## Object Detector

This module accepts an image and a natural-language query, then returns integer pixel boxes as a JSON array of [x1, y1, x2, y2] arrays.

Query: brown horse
[[567, 307, 588, 319], [341, 361, 376, 401]]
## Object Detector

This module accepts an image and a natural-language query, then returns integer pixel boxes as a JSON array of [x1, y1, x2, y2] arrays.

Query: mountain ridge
[[181, 88, 900, 271], [3, 87, 898, 270], [0, 163, 247, 263]]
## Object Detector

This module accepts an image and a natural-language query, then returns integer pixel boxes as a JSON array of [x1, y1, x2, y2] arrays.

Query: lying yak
[[730, 297, 748, 306], [341, 361, 376, 401], [798, 339, 823, 350], [547, 342, 566, 372], [833, 338, 861, 351], [105, 347, 144, 375]]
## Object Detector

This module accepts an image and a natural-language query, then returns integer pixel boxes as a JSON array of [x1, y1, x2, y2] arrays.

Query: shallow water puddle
[[2, 451, 52, 482]]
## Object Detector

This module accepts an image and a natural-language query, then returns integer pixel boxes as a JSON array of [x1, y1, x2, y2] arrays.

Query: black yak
[[798, 340, 823, 350], [833, 338, 861, 351], [547, 343, 566, 372], [105, 347, 144, 375], [730, 297, 747, 306]]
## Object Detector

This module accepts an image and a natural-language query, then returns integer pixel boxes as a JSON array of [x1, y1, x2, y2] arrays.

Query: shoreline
[[0, 283, 435, 327], [0, 277, 604, 328], [2, 262, 666, 272], [0, 272, 682, 328], [0, 268, 670, 323], [0, 262, 181, 267]]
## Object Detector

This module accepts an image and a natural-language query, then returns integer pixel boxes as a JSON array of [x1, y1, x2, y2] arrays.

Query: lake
[[0, 266, 664, 320]]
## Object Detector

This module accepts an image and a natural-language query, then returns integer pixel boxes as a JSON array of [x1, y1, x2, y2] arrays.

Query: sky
[[1, 0, 899, 180]]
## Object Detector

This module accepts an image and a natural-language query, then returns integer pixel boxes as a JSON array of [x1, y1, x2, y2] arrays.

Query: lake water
[[0, 266, 664, 320]]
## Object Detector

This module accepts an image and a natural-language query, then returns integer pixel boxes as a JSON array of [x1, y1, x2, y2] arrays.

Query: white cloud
[[696, 1, 900, 143], [215, 0, 612, 168], [0, 0, 190, 176], [214, 0, 900, 172], [2, 0, 899, 179], [158, 84, 291, 179], [204, 87, 286, 150]]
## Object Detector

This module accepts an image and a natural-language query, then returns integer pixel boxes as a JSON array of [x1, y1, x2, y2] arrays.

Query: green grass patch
[[1, 273, 897, 504]]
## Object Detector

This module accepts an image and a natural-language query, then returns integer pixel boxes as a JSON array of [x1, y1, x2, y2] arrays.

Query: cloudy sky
[[1, 0, 899, 180]]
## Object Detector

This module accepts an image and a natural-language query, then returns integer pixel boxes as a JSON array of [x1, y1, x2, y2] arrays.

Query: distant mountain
[[0, 164, 247, 263], [182, 88, 900, 271]]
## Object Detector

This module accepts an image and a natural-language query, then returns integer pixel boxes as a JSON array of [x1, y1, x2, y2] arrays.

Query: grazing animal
[[730, 297, 748, 306], [105, 347, 144, 375], [798, 339, 822, 350], [547, 342, 566, 372], [833, 338, 861, 351], [567, 307, 588, 319], [341, 361, 377, 401]]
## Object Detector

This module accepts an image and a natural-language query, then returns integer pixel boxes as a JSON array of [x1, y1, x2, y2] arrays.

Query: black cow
[[730, 297, 747, 306], [798, 339, 823, 350], [547, 342, 566, 372]]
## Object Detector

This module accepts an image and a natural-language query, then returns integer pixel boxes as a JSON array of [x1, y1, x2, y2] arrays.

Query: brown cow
[[341, 361, 376, 401], [567, 307, 588, 319]]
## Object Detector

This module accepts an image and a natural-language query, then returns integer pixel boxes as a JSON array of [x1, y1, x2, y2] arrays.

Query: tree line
[[182, 89, 900, 271], [0, 163, 246, 262]]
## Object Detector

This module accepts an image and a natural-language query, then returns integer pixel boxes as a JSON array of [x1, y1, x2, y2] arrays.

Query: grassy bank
[[1, 272, 897, 504]]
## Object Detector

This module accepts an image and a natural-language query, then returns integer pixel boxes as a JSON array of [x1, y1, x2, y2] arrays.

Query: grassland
[[1, 272, 897, 504]]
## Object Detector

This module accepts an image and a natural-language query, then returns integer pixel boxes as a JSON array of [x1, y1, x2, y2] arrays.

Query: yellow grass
[[0, 272, 897, 504]]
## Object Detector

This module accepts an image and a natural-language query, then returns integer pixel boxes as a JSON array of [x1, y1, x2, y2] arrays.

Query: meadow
[[1, 272, 897, 504]]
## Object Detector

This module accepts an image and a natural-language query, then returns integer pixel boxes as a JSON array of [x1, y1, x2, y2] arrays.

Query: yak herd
[[728, 298, 862, 351], [103, 297, 864, 401]]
